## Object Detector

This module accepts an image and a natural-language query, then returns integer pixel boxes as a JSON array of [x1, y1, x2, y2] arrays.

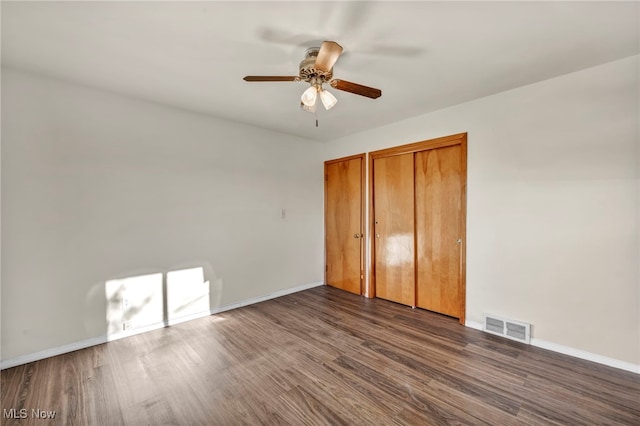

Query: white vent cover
[[483, 314, 531, 344]]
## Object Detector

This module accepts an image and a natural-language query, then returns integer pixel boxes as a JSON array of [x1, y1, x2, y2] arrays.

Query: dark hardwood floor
[[2, 285, 639, 425]]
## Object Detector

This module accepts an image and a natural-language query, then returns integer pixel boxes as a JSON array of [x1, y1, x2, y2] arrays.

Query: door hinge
[[326, 265, 328, 272]]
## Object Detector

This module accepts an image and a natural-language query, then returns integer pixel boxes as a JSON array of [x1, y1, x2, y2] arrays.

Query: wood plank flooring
[[2, 286, 639, 425]]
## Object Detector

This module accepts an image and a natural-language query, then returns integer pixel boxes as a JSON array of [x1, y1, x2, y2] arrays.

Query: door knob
[[456, 238, 462, 244], [353, 233, 361, 239], [376, 233, 380, 239]]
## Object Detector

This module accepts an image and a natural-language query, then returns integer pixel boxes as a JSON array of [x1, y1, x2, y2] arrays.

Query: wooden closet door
[[373, 153, 415, 306], [415, 145, 463, 318], [325, 156, 363, 295]]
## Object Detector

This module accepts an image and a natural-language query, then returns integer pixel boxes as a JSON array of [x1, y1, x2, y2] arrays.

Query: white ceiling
[[2, 1, 638, 142]]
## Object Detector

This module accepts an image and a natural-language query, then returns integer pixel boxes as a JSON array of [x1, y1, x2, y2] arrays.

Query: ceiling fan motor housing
[[299, 47, 333, 82]]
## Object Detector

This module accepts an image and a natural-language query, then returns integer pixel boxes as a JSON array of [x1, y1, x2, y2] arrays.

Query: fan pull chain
[[315, 109, 319, 127]]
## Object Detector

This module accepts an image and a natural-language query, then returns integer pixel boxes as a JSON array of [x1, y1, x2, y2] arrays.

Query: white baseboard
[[465, 320, 484, 331], [166, 310, 213, 327], [465, 320, 639, 374], [529, 338, 640, 374], [208, 281, 323, 315], [0, 281, 324, 370]]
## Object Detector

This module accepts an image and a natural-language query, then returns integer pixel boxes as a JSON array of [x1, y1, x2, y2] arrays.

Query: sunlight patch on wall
[[167, 267, 210, 322], [105, 267, 213, 337], [105, 273, 163, 335]]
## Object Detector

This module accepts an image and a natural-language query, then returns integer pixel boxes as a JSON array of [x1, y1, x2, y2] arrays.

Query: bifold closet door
[[415, 145, 463, 317], [373, 153, 415, 306], [325, 156, 363, 295]]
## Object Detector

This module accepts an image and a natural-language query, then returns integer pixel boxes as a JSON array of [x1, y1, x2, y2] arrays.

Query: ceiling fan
[[243, 41, 381, 113]]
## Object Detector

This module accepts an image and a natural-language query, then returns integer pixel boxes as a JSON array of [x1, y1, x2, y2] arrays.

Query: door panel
[[325, 156, 363, 295], [373, 153, 415, 306], [415, 145, 462, 317]]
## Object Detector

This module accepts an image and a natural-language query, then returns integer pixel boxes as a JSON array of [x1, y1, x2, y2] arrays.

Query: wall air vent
[[483, 314, 531, 344]]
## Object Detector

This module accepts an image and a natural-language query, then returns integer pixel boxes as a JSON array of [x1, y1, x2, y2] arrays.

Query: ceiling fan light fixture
[[319, 88, 337, 110], [301, 85, 318, 106]]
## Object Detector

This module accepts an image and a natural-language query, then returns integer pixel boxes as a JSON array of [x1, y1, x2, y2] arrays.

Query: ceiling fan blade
[[314, 41, 343, 72], [330, 79, 382, 99], [243, 76, 299, 82]]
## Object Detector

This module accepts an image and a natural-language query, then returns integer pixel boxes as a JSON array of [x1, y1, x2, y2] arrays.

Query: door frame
[[324, 153, 366, 294], [368, 133, 467, 324]]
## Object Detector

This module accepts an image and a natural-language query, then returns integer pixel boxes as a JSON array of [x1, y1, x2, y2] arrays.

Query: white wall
[[323, 56, 640, 367], [1, 68, 324, 361], [3, 55, 639, 370]]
